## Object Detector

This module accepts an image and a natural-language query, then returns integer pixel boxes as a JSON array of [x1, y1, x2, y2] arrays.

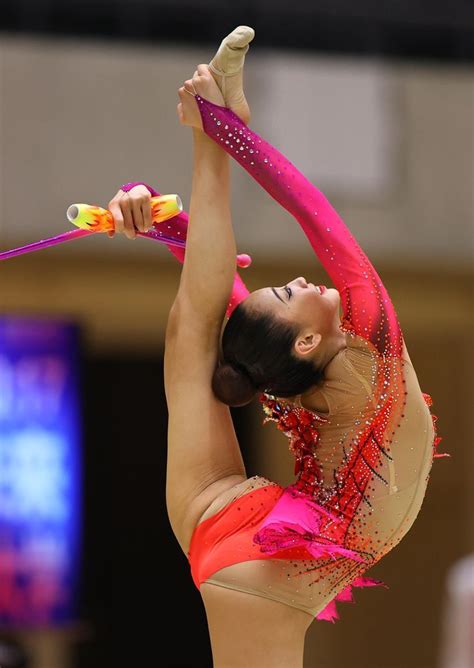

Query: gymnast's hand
[[106, 185, 153, 240], [177, 64, 225, 130]]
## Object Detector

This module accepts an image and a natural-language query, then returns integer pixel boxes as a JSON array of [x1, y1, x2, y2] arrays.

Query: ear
[[294, 331, 322, 357]]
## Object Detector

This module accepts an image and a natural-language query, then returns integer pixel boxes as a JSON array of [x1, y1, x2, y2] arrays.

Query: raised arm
[[194, 94, 403, 358]]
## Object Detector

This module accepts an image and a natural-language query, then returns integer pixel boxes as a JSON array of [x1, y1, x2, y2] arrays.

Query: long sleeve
[[195, 96, 403, 358], [120, 181, 250, 318]]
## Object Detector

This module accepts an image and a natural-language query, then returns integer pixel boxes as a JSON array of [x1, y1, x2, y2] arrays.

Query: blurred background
[[0, 1, 472, 667]]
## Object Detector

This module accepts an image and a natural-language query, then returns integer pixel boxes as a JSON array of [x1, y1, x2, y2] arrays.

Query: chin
[[327, 288, 341, 315]]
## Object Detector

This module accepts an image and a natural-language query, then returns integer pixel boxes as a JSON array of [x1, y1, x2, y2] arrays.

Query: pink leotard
[[125, 96, 448, 621]]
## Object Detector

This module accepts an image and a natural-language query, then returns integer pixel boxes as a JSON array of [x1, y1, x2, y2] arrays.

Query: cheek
[[294, 290, 338, 325], [316, 293, 339, 326], [301, 292, 331, 320]]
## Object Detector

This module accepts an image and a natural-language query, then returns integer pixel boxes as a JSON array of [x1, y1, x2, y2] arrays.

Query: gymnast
[[107, 26, 444, 668]]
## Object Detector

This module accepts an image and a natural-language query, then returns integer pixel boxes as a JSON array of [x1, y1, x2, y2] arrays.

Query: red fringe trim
[[422, 392, 450, 460], [316, 576, 389, 623]]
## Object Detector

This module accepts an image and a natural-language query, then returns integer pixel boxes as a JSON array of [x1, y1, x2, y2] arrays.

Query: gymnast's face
[[244, 276, 341, 356]]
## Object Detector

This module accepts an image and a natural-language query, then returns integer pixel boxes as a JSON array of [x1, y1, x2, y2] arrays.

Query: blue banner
[[0, 317, 82, 627]]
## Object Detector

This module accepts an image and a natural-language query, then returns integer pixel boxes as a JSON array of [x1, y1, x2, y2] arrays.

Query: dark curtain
[[76, 352, 255, 668]]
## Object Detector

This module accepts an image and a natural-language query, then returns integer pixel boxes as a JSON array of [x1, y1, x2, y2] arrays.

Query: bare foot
[[208, 26, 255, 125]]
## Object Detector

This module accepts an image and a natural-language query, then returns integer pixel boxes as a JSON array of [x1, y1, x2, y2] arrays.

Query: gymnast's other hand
[[107, 185, 153, 240], [177, 64, 225, 130]]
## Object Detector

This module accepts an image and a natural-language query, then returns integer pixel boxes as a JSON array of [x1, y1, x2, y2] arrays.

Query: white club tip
[[66, 205, 79, 222]]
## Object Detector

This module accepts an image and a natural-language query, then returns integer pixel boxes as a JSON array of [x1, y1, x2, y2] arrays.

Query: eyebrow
[[271, 287, 285, 303]]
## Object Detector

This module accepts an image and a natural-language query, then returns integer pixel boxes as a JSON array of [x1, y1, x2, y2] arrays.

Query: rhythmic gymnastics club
[[0, 194, 252, 268]]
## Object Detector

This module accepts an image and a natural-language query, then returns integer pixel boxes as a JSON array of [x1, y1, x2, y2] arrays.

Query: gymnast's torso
[[187, 331, 437, 621]]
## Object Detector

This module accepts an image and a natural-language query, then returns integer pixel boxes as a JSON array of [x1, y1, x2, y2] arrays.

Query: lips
[[309, 283, 327, 295]]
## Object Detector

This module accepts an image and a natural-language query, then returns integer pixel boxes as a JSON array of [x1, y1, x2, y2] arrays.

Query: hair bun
[[212, 361, 258, 407]]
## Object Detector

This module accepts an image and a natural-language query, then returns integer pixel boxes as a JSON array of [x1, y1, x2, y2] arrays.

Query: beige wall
[[0, 36, 472, 265], [0, 34, 473, 668]]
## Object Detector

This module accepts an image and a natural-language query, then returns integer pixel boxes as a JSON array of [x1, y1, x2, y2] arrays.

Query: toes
[[227, 26, 255, 48]]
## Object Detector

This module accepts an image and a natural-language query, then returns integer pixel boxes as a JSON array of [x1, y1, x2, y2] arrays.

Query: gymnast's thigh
[[200, 573, 315, 632]]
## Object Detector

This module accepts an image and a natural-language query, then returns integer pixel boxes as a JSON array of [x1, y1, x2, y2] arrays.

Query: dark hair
[[212, 301, 324, 407]]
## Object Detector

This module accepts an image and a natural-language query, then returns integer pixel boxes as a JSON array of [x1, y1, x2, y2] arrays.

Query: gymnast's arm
[[194, 95, 403, 358]]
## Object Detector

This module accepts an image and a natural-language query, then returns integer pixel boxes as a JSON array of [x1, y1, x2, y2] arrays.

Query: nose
[[293, 276, 308, 288]]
